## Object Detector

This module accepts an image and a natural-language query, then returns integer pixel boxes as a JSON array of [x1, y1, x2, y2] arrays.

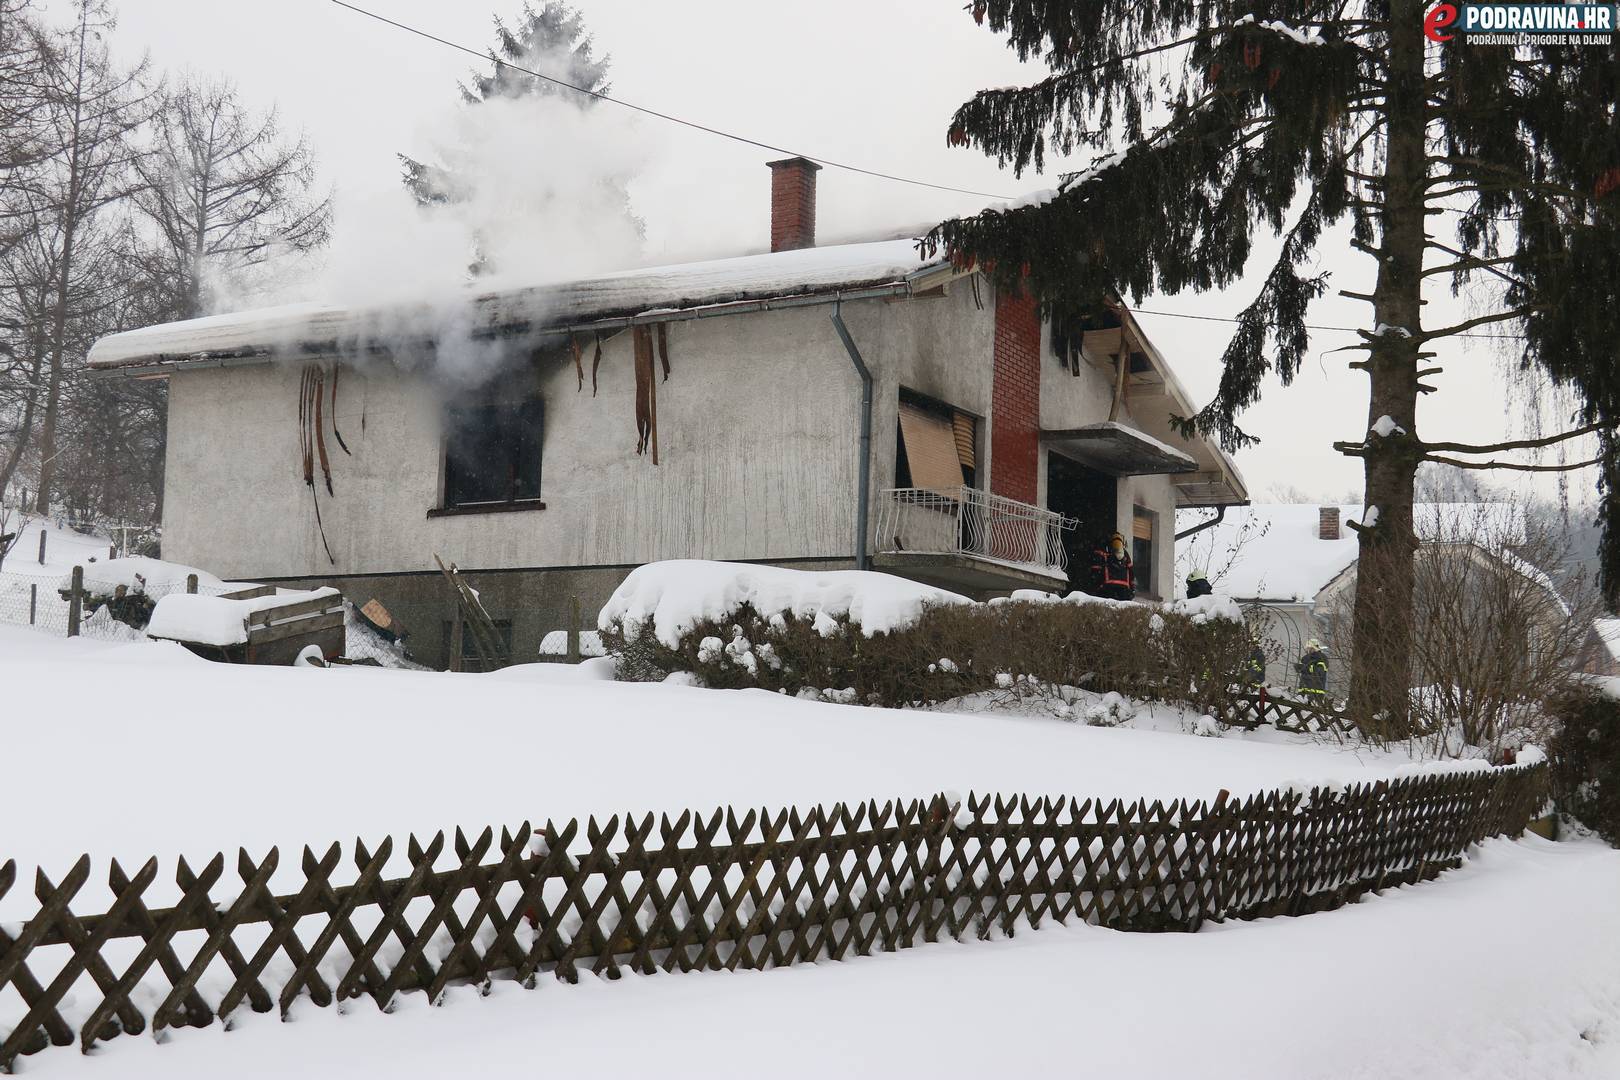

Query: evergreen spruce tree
[[927, 0, 1620, 729], [398, 2, 612, 208]]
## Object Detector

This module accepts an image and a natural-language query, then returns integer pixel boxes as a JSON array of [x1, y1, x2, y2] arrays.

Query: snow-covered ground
[[5, 626, 1433, 913], [3, 626, 1617, 1077]]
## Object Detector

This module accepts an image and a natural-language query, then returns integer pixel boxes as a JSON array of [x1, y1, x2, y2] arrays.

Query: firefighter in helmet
[[1185, 569, 1213, 598], [1090, 532, 1135, 601], [1296, 639, 1329, 698]]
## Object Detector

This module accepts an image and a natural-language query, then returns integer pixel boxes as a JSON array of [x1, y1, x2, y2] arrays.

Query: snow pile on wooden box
[[146, 587, 340, 647], [598, 560, 971, 647]]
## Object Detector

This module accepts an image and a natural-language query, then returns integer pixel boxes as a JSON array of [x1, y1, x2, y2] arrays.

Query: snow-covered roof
[[88, 239, 950, 371], [1178, 503, 1527, 603], [1594, 617, 1620, 662]]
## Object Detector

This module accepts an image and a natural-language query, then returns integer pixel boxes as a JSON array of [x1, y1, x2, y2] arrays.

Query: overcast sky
[[53, 0, 1604, 507]]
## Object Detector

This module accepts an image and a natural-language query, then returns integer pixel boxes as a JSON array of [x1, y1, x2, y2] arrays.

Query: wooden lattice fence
[[1220, 689, 1364, 737], [0, 763, 1548, 1072]]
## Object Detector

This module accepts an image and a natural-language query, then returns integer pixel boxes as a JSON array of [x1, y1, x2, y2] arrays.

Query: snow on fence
[[0, 764, 1549, 1072], [0, 563, 239, 643]]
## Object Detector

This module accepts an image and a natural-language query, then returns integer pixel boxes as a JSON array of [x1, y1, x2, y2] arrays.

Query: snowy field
[[3, 626, 1619, 1077], [5, 626, 1431, 912]]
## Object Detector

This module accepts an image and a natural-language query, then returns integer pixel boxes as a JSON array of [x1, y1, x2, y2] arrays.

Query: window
[[895, 390, 976, 491], [1132, 507, 1157, 597], [442, 399, 543, 509]]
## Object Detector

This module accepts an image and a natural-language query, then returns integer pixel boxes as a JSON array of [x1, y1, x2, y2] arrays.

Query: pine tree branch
[[1419, 306, 1539, 341], [1423, 454, 1604, 472], [1421, 241, 1524, 286], [1421, 424, 1605, 454]]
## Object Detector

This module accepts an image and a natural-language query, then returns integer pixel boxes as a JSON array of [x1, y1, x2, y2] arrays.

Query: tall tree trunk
[[1348, 0, 1426, 733], [32, 262, 70, 514], [32, 7, 88, 516], [0, 344, 43, 497]]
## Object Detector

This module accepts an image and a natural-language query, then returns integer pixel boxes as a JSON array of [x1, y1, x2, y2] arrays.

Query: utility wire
[[1128, 306, 1526, 340], [330, 0, 1018, 201], [332, 2, 1530, 345]]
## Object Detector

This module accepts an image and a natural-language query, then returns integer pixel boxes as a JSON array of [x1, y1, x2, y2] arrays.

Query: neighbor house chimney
[[768, 156, 821, 252], [1319, 506, 1341, 541]]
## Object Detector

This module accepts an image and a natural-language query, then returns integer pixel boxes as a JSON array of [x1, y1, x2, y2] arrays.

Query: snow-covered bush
[[1083, 691, 1136, 727], [601, 581, 1253, 713], [1548, 685, 1620, 846]]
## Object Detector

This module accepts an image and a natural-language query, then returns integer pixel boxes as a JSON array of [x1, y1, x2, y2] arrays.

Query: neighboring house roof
[[1178, 502, 1528, 603], [87, 239, 955, 372], [1595, 617, 1620, 661]]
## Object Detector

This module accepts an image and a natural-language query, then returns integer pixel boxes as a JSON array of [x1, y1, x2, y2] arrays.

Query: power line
[[329, 0, 1018, 201], [330, 1, 1535, 346], [1128, 306, 1527, 340]]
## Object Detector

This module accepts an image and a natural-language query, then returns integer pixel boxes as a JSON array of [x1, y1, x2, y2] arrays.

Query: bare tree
[[2, 0, 152, 515], [0, 0, 54, 257], [1176, 510, 1270, 595], [1321, 506, 1595, 758], [131, 75, 329, 321]]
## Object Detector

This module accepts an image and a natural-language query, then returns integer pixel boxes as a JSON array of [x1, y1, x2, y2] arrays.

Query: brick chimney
[[1319, 506, 1341, 540], [768, 157, 821, 252]]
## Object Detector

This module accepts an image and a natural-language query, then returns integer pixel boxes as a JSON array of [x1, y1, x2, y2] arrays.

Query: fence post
[[567, 595, 581, 664], [67, 565, 83, 637], [186, 573, 198, 595], [37, 529, 46, 565], [29, 583, 36, 625]]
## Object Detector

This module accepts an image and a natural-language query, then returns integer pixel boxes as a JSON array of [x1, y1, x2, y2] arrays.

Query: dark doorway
[[1046, 452, 1117, 592]]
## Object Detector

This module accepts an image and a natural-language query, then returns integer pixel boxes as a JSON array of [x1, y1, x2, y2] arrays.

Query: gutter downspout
[[830, 297, 872, 570], [1174, 503, 1233, 542]]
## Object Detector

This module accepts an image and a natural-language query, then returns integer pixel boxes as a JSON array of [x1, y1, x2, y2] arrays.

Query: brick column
[[991, 289, 1041, 503]]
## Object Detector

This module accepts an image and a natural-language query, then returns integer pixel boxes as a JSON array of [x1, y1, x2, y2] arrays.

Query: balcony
[[872, 487, 1073, 598]]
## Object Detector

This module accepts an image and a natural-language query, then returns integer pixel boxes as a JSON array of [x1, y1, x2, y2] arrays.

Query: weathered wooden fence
[[1221, 689, 1363, 737], [0, 764, 1548, 1072]]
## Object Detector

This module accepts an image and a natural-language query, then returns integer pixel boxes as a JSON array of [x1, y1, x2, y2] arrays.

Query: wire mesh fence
[[0, 563, 238, 643]]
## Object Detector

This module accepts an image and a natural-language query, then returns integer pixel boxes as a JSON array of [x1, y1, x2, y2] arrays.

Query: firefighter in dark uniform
[[1090, 532, 1135, 601], [1243, 638, 1267, 687], [1185, 570, 1213, 598], [1296, 639, 1329, 698]]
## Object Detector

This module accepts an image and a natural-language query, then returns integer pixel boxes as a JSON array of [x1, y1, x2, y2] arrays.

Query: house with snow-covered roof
[[87, 158, 1247, 669], [1178, 502, 1569, 694]]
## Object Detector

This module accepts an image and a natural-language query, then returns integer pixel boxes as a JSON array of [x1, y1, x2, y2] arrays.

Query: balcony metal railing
[[875, 487, 1072, 578]]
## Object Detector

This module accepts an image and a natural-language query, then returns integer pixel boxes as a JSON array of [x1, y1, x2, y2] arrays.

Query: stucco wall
[[162, 284, 1003, 582]]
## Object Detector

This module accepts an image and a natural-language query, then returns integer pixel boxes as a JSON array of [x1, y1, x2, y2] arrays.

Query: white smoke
[[223, 58, 658, 383], [321, 89, 654, 307]]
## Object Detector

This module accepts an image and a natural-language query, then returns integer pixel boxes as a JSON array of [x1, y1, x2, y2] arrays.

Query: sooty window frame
[[432, 397, 546, 516]]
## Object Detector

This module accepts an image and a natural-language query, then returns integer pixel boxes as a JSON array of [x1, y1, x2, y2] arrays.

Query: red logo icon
[[1425, 3, 1459, 41]]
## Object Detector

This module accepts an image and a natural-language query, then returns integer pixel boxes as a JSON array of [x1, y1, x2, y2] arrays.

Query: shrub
[[1547, 685, 1620, 845], [601, 596, 1253, 714]]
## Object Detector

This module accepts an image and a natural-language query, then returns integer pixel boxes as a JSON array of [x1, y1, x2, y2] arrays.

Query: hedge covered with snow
[[599, 561, 1250, 712]]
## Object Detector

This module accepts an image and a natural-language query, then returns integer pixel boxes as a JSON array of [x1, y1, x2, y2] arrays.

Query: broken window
[[1132, 507, 1157, 597], [895, 391, 976, 492], [442, 399, 544, 508]]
